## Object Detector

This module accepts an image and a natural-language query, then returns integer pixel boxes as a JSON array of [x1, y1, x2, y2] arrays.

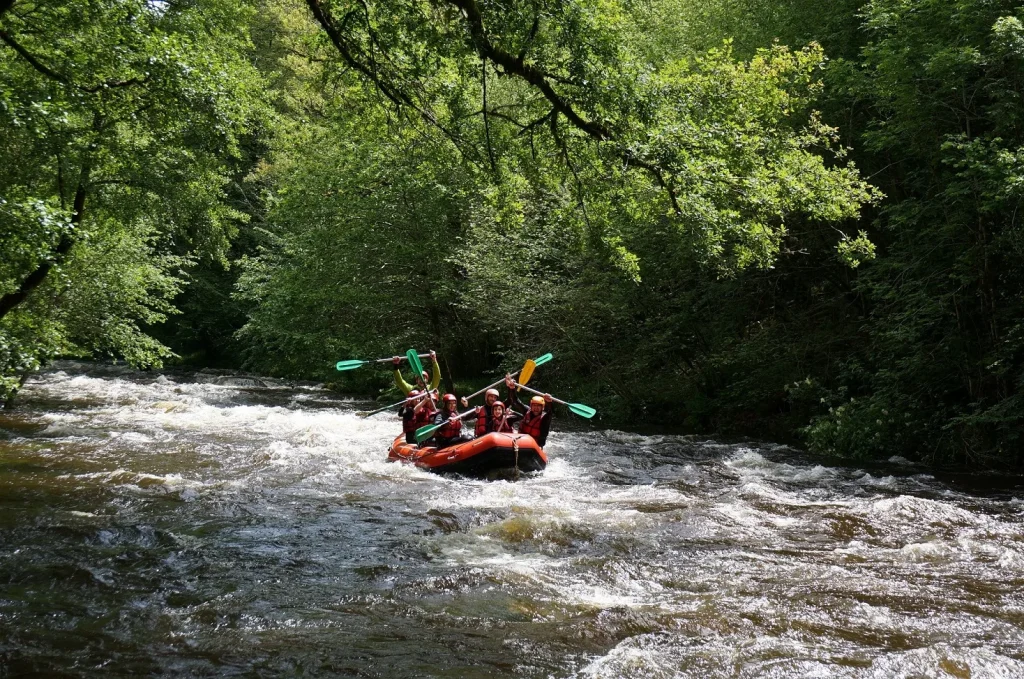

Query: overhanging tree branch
[[444, 0, 683, 215], [0, 161, 91, 321], [304, 0, 683, 214], [306, 0, 403, 108], [304, 0, 482, 165], [0, 28, 66, 82], [446, 0, 611, 142], [0, 28, 147, 92], [0, 114, 100, 322]]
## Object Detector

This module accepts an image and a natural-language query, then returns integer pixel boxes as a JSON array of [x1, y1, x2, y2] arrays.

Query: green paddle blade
[[567, 402, 597, 419], [336, 359, 367, 371], [532, 352, 553, 366], [414, 422, 441, 443], [407, 348, 424, 379]]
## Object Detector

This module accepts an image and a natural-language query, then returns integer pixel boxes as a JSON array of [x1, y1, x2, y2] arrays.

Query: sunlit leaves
[[0, 0, 269, 399]]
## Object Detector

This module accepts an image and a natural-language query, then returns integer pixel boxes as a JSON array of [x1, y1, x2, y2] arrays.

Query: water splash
[[1, 362, 1022, 677]]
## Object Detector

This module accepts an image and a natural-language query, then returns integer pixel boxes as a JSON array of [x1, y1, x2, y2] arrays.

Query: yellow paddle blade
[[518, 359, 537, 390]]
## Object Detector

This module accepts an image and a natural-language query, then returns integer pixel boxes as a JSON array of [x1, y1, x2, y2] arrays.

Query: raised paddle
[[336, 352, 431, 372], [517, 359, 536, 391], [356, 391, 429, 418], [513, 382, 597, 419], [464, 353, 553, 402], [414, 408, 475, 444], [406, 348, 436, 407]]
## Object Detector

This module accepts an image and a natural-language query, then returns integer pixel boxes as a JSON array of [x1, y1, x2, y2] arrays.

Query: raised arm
[[392, 356, 415, 395], [427, 350, 441, 391]]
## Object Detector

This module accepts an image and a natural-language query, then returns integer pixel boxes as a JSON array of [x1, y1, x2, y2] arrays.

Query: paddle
[[406, 348, 436, 407], [513, 382, 597, 419], [518, 359, 536, 391], [356, 391, 429, 418], [336, 352, 431, 372], [414, 408, 474, 444], [464, 353, 553, 402]]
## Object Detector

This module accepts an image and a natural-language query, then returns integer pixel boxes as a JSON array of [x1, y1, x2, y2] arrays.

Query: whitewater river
[[1, 363, 1023, 677]]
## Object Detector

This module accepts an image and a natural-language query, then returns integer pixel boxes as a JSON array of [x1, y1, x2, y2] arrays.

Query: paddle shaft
[[358, 391, 429, 417], [336, 353, 432, 372], [466, 373, 522, 401], [380, 353, 431, 364], [514, 383, 568, 407], [464, 352, 552, 400], [513, 382, 596, 418], [414, 407, 475, 442]]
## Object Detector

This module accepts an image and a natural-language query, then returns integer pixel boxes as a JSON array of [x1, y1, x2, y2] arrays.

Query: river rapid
[[1, 363, 1023, 678]]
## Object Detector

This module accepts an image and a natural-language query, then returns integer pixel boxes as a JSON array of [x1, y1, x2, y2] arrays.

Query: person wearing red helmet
[[509, 391, 554, 447], [427, 393, 472, 448], [398, 388, 437, 444], [485, 400, 518, 434]]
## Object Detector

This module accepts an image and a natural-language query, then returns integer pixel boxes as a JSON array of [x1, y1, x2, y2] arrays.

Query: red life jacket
[[519, 410, 546, 439], [411, 405, 435, 430], [402, 417, 416, 434], [487, 414, 514, 434], [436, 410, 462, 438], [474, 406, 490, 436], [401, 407, 417, 434]]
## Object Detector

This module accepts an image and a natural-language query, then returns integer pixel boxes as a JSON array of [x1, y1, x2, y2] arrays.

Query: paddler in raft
[[485, 400, 518, 433], [509, 391, 554, 447], [391, 350, 440, 395], [426, 393, 473, 449], [398, 388, 437, 444], [460, 387, 503, 437]]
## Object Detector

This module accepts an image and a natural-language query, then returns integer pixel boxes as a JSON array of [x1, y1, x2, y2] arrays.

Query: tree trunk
[[427, 303, 457, 395], [0, 160, 90, 321]]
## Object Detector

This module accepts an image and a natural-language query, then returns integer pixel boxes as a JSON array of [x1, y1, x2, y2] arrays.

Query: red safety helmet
[[491, 400, 505, 411], [443, 393, 457, 403], [409, 389, 421, 397]]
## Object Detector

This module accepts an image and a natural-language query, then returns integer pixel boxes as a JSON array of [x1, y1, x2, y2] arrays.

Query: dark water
[[1, 363, 1023, 677]]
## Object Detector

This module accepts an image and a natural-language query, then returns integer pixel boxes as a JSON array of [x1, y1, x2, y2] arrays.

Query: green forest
[[2, 0, 1023, 469]]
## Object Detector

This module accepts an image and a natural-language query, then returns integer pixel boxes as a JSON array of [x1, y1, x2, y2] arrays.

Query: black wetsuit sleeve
[[538, 403, 553, 444], [508, 389, 527, 415]]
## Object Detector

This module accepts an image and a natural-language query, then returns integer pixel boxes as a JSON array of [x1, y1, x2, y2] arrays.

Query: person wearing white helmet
[[461, 386, 503, 437]]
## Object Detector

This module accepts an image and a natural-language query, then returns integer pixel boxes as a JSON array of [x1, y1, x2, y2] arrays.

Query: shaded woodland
[[2, 0, 1023, 468]]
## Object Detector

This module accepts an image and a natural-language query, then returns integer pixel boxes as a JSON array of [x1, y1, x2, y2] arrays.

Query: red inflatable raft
[[388, 432, 547, 477]]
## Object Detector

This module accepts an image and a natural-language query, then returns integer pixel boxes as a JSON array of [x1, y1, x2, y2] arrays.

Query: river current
[[1, 363, 1023, 677]]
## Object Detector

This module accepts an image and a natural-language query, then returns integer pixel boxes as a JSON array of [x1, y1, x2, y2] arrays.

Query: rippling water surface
[[2, 363, 1024, 677]]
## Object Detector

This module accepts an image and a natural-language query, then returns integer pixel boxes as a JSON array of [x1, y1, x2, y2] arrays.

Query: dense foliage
[[0, 0, 267, 395], [3, 0, 1022, 469]]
